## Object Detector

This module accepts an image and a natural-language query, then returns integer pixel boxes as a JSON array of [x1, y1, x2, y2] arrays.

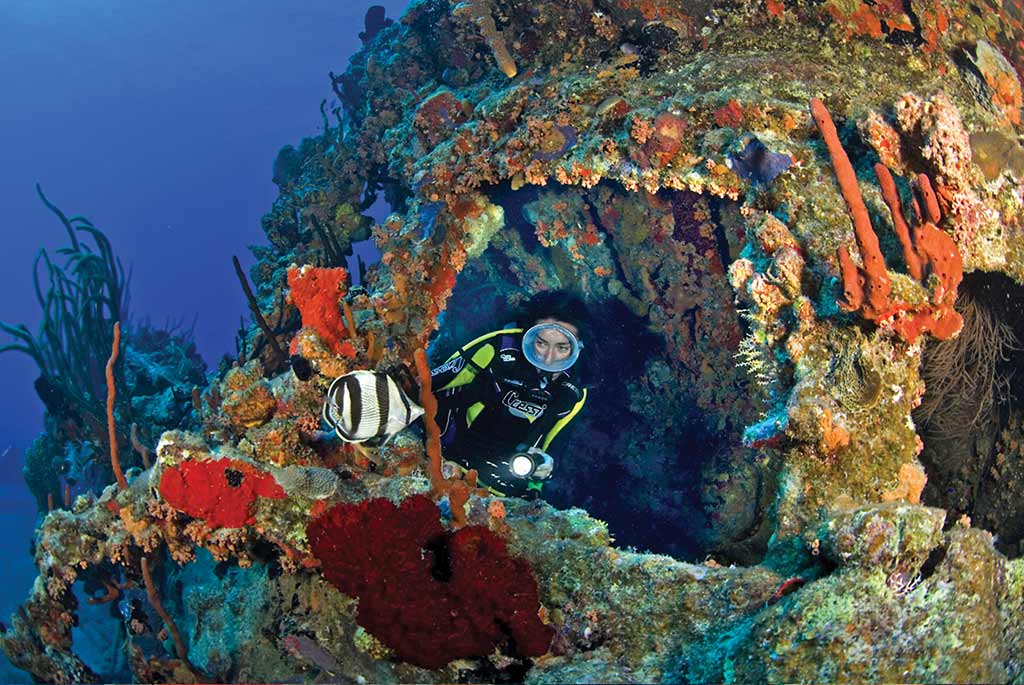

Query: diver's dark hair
[[514, 289, 592, 343]]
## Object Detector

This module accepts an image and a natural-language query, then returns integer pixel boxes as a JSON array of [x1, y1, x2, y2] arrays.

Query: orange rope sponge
[[413, 348, 444, 490], [106, 321, 127, 490], [343, 300, 357, 339], [141, 557, 191, 667], [413, 348, 482, 527]]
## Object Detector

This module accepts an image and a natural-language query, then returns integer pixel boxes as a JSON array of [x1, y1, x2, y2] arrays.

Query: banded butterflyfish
[[323, 370, 424, 443]]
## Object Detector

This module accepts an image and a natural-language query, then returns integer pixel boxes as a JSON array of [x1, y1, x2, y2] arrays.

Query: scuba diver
[[428, 290, 590, 498]]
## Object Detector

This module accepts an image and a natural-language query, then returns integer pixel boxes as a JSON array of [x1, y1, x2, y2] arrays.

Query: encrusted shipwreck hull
[[4, 0, 1024, 682]]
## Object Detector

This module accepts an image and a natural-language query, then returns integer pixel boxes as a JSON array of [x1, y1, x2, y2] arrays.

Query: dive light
[[508, 445, 553, 479]]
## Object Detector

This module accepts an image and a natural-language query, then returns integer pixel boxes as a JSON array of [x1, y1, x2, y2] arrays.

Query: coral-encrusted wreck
[[4, 0, 1024, 682]]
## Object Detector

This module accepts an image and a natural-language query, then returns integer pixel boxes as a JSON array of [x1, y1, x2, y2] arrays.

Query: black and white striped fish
[[323, 370, 424, 443]]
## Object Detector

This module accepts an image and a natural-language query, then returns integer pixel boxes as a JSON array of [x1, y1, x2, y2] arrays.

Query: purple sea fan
[[533, 124, 578, 161], [414, 90, 470, 149], [728, 137, 792, 185]]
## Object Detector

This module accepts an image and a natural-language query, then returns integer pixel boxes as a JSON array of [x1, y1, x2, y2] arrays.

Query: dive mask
[[522, 322, 583, 373]]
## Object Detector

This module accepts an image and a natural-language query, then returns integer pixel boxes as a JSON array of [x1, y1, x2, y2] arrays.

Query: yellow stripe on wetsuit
[[437, 328, 523, 391], [541, 388, 587, 451]]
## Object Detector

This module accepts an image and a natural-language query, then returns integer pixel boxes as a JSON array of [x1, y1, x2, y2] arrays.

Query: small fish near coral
[[767, 576, 806, 605], [322, 370, 424, 443]]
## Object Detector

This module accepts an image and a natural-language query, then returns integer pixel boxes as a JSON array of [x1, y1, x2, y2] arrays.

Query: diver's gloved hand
[[531, 448, 554, 479], [509, 445, 554, 480]]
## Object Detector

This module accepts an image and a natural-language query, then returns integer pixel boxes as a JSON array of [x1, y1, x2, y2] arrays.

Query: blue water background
[[0, 2, 406, 681]]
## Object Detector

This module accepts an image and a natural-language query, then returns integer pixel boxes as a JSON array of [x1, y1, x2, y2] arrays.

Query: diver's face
[[531, 318, 578, 367]]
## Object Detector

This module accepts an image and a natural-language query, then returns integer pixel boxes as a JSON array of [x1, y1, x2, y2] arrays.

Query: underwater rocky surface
[[2, 0, 1024, 682]]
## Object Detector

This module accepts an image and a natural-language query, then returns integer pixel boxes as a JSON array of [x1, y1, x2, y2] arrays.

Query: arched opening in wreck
[[429, 180, 774, 563], [915, 271, 1024, 558]]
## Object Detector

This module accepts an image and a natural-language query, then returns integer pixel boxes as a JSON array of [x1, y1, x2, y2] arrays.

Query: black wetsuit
[[430, 328, 587, 496]]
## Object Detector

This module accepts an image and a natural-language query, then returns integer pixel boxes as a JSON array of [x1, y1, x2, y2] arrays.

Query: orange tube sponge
[[874, 163, 923, 281], [811, 98, 963, 343], [810, 98, 891, 318]]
